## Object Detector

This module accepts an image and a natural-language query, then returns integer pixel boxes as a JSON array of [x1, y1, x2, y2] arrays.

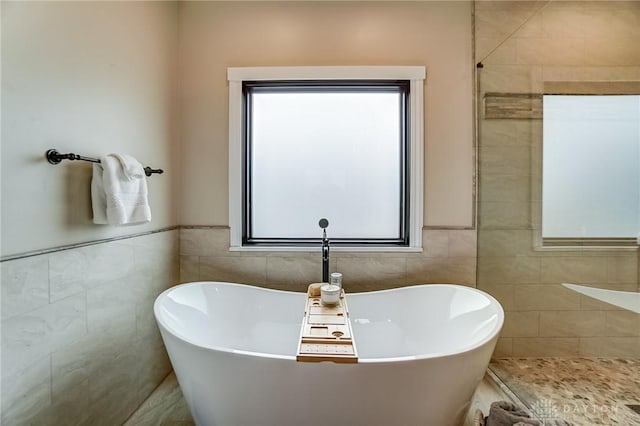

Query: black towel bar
[[46, 149, 163, 177]]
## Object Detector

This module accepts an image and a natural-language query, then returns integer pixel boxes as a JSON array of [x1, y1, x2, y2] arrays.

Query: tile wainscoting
[[1, 229, 180, 425], [179, 227, 478, 292]]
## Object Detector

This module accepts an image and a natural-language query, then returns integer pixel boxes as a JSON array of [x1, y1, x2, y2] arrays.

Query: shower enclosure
[[474, 1, 639, 424]]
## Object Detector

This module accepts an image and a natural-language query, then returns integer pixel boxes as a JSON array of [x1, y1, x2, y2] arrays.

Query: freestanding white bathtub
[[154, 282, 504, 426]]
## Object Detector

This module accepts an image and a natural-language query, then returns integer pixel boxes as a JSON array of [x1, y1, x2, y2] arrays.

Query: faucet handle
[[319, 218, 329, 229]]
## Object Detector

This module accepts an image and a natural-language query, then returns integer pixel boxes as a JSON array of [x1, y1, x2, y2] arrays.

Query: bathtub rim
[[154, 281, 504, 364]]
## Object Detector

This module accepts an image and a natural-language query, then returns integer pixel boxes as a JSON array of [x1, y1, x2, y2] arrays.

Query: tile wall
[[1, 230, 179, 425], [180, 227, 477, 292], [476, 0, 640, 358]]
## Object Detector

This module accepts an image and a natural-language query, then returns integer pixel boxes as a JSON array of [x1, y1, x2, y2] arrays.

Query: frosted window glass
[[250, 92, 402, 239], [542, 95, 640, 238]]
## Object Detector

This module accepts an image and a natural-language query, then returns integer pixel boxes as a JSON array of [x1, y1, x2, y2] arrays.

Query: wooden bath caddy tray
[[296, 284, 358, 363]]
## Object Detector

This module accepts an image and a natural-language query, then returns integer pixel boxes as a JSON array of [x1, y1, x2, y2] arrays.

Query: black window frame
[[242, 79, 411, 247]]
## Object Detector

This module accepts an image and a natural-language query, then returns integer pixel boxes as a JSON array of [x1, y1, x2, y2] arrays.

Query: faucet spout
[[322, 229, 330, 282], [319, 218, 330, 282]]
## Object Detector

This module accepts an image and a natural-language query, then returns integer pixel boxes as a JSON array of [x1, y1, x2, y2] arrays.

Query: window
[[245, 80, 408, 244], [542, 93, 640, 246], [228, 67, 425, 250]]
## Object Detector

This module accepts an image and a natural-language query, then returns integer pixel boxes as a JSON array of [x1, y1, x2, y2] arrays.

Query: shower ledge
[[563, 283, 640, 314]]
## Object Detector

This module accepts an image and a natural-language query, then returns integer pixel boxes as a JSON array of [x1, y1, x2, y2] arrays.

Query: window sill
[[534, 245, 638, 253], [229, 246, 423, 253], [536, 237, 639, 251]]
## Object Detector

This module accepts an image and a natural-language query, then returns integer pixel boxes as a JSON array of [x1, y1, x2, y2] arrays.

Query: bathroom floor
[[125, 371, 510, 426], [490, 358, 640, 426], [123, 372, 192, 426]]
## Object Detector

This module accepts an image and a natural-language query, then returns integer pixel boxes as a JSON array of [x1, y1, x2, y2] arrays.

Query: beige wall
[[1, 1, 179, 257], [178, 1, 475, 229], [476, 0, 640, 358]]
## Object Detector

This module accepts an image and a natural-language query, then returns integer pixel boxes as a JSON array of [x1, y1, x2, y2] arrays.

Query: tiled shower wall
[[180, 227, 477, 292], [476, 0, 640, 358], [1, 230, 179, 425]]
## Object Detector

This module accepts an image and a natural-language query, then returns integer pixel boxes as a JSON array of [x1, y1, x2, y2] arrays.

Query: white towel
[[91, 154, 151, 225], [113, 153, 145, 180], [91, 163, 108, 224]]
